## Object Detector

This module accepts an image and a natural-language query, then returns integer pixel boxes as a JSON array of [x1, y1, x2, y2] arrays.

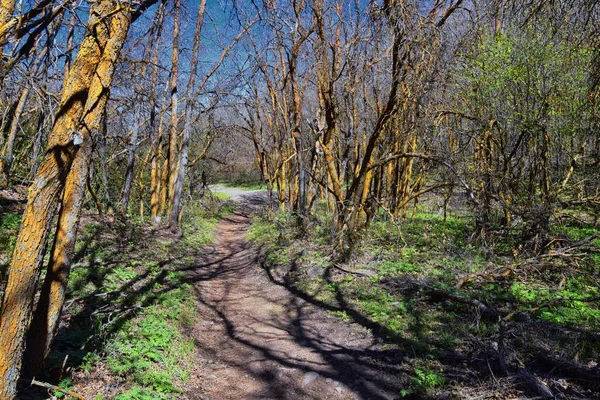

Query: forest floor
[[3, 189, 408, 399], [2, 188, 599, 399], [181, 192, 403, 400]]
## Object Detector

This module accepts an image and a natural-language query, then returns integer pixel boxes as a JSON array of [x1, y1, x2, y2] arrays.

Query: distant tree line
[[235, 0, 599, 254]]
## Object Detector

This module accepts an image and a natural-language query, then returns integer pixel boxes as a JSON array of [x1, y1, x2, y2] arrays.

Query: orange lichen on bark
[[0, 0, 16, 41], [0, 1, 134, 396]]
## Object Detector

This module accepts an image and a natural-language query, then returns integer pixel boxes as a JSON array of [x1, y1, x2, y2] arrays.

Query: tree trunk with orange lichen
[[169, 0, 206, 229], [149, 1, 166, 221], [165, 0, 180, 219], [0, 84, 29, 187], [0, 0, 16, 42], [22, 136, 93, 377], [0, 1, 134, 396]]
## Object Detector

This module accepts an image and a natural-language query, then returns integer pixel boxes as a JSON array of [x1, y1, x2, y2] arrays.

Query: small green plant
[[0, 212, 21, 231], [331, 310, 352, 322], [0, 212, 21, 255], [113, 265, 137, 282], [409, 366, 446, 395], [81, 352, 100, 372], [52, 378, 76, 399], [377, 259, 419, 276], [114, 386, 170, 400]]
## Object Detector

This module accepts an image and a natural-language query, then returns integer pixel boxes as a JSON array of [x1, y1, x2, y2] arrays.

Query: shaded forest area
[[0, 0, 599, 398]]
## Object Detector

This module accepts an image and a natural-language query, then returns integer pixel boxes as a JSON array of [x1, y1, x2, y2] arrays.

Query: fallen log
[[427, 287, 501, 319], [534, 354, 600, 383], [518, 368, 554, 399]]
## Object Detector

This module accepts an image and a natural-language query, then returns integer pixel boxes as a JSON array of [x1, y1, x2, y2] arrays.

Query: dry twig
[[29, 379, 84, 400]]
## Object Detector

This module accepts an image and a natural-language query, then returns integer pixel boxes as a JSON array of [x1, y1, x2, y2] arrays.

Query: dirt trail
[[184, 193, 404, 400]]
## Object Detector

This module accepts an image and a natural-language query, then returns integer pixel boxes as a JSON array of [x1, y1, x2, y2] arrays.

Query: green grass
[[247, 217, 279, 244], [248, 202, 600, 396], [64, 254, 198, 396], [114, 386, 170, 400], [105, 293, 195, 396], [44, 200, 223, 397], [407, 364, 447, 396], [211, 191, 232, 201], [181, 216, 218, 250], [218, 180, 267, 191]]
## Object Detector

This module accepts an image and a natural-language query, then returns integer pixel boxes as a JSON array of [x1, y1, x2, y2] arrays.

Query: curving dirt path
[[183, 193, 405, 400]]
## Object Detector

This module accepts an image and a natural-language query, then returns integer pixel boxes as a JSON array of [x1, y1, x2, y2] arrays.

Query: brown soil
[[184, 194, 405, 400]]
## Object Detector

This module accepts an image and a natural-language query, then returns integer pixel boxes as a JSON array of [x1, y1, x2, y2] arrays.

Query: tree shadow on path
[[184, 195, 417, 400]]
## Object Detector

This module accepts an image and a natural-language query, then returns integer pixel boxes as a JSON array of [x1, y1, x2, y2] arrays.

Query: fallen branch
[[518, 368, 554, 399], [535, 354, 600, 383], [331, 263, 375, 277], [64, 289, 118, 310], [427, 286, 501, 319], [564, 232, 600, 249], [29, 379, 85, 400], [458, 233, 599, 288], [380, 275, 501, 320], [91, 305, 145, 316], [456, 264, 517, 288]]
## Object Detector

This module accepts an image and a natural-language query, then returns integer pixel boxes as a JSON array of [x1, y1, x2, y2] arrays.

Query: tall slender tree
[[0, 0, 155, 394]]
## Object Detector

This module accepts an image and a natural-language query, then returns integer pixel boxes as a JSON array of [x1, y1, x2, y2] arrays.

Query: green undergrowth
[[211, 190, 232, 202], [218, 179, 267, 191], [0, 211, 20, 252], [43, 201, 226, 398], [248, 203, 600, 397], [105, 281, 196, 399], [0, 211, 21, 280]]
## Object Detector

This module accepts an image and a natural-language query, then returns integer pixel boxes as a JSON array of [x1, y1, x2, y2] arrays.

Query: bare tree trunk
[[63, 11, 75, 80], [154, 104, 168, 219], [29, 110, 45, 177], [169, 0, 206, 228], [0, 41, 48, 186], [120, 105, 140, 215], [289, 1, 308, 218], [149, 1, 166, 221], [124, 4, 165, 217], [99, 111, 112, 212]]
